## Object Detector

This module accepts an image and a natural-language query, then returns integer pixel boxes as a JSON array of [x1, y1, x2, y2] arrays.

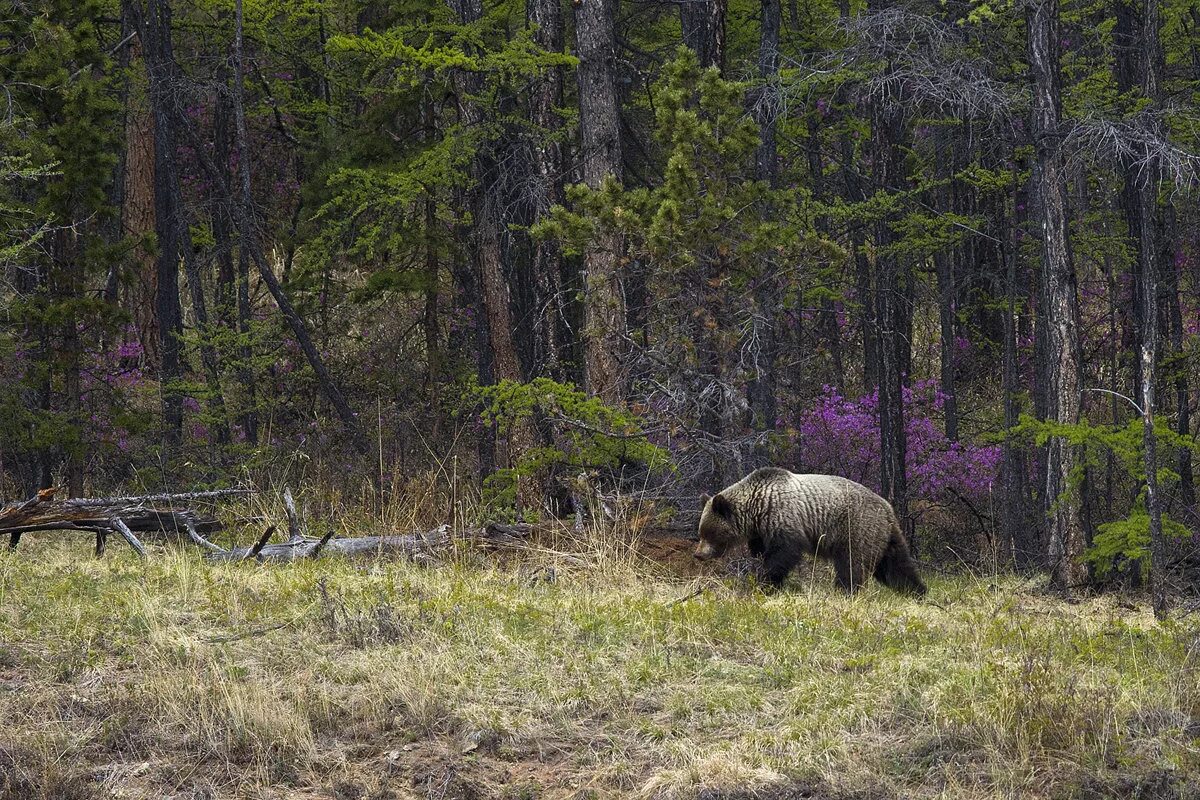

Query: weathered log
[[207, 522, 531, 563], [209, 529, 449, 563], [0, 489, 245, 556]]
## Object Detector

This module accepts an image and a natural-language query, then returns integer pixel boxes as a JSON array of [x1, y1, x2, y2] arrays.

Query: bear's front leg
[[760, 539, 803, 589]]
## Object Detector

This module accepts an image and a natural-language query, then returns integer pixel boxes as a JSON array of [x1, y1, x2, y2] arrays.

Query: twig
[[205, 622, 291, 643], [668, 586, 705, 607], [247, 525, 277, 560], [308, 529, 336, 558]]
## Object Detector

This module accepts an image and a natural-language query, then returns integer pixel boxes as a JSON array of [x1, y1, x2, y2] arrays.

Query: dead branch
[[0, 489, 244, 557], [282, 487, 303, 543]]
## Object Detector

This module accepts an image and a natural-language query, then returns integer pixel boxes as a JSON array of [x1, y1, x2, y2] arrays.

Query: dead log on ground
[[0, 489, 249, 556], [208, 522, 531, 563]]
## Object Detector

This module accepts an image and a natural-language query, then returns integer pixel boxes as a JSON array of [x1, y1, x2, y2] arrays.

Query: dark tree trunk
[[56, 229, 84, 497], [574, 0, 625, 403], [144, 0, 184, 456], [866, 0, 911, 547], [1163, 203, 1195, 513], [934, 248, 958, 442], [839, 0, 875, 392], [1001, 165, 1038, 568], [746, 0, 780, 462], [681, 0, 727, 72], [1132, 0, 1168, 618], [143, 0, 230, 448], [1027, 0, 1086, 589], [871, 84, 910, 549]]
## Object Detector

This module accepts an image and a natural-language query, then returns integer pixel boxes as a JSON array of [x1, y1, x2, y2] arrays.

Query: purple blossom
[[792, 381, 1001, 506]]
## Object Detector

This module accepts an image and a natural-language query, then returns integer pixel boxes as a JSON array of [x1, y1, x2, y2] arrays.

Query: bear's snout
[[693, 540, 717, 560]]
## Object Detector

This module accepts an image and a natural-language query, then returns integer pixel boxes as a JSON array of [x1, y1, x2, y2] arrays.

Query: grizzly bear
[[694, 467, 926, 595]]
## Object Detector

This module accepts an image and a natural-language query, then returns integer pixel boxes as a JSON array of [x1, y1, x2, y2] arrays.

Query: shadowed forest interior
[[3, 0, 1200, 600]]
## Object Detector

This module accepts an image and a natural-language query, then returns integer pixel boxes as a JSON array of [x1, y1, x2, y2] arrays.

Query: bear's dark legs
[[834, 553, 869, 593], [747, 535, 765, 558], [761, 540, 803, 588]]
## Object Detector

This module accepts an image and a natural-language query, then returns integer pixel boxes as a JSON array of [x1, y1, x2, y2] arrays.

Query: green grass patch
[[1, 536, 1198, 799]]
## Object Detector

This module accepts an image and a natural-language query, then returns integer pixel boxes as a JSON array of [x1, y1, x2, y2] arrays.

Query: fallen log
[[207, 522, 531, 563], [0, 489, 249, 556]]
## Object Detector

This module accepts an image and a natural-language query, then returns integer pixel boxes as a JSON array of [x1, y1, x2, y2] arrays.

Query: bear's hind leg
[[761, 539, 803, 589], [834, 552, 870, 593]]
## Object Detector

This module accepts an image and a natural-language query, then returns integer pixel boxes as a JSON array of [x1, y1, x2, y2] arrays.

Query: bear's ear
[[700, 493, 711, 509], [711, 493, 733, 518]]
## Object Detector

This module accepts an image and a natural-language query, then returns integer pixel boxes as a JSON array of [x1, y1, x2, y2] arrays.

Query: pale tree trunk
[[121, 0, 158, 364], [574, 0, 625, 404], [681, 0, 726, 72], [231, 0, 366, 451], [527, 0, 565, 377], [1027, 0, 1086, 590]]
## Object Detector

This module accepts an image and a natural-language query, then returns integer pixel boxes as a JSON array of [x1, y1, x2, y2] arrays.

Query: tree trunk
[[56, 229, 84, 497], [746, 0, 780, 463], [1133, 0, 1169, 619], [1163, 203, 1194, 514], [574, 0, 625, 404], [528, 0, 565, 379], [868, 0, 911, 548], [144, 0, 229, 449], [1027, 0, 1086, 589], [681, 0, 726, 72], [144, 0, 183, 455], [1001, 167, 1038, 568], [211, 70, 257, 444], [934, 248, 958, 441], [121, 0, 158, 364], [839, 0, 875, 392]]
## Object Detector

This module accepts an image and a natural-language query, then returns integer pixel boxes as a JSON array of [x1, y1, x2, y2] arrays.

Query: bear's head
[[694, 492, 738, 560]]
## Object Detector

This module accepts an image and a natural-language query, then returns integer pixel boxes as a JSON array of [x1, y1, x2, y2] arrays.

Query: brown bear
[[694, 467, 926, 595]]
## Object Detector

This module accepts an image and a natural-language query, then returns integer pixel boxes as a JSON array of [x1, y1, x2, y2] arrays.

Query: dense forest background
[[2, 0, 1199, 599]]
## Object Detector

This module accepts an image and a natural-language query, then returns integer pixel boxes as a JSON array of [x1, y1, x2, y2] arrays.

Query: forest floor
[[1, 524, 1199, 800]]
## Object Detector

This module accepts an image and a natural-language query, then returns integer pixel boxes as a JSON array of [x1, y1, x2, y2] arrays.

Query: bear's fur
[[694, 467, 926, 595]]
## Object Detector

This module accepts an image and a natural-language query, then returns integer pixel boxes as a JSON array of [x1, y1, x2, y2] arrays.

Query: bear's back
[[733, 469, 894, 531]]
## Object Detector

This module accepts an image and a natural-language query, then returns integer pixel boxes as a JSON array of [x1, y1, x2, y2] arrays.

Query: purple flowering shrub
[[792, 380, 1001, 508]]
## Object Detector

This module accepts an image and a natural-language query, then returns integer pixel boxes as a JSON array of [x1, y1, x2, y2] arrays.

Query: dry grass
[[1, 515, 1198, 800]]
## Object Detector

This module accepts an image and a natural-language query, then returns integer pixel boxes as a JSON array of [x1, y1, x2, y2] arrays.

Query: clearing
[[0, 528, 1197, 799]]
